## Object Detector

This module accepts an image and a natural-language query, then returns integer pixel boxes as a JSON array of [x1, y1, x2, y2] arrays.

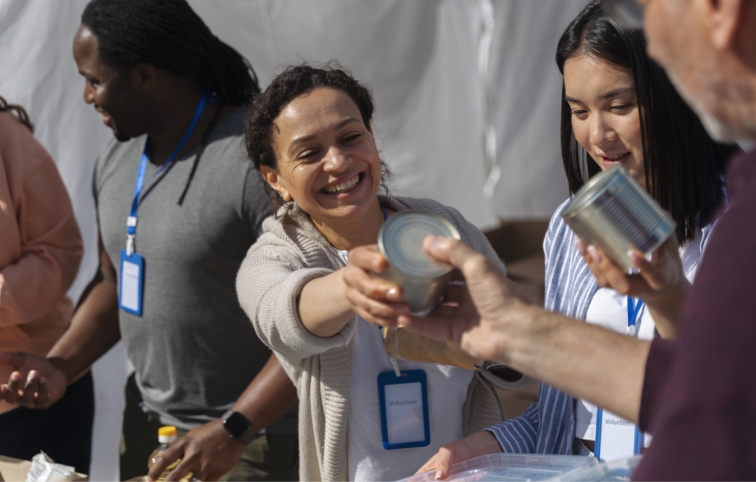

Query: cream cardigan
[[237, 196, 525, 481]]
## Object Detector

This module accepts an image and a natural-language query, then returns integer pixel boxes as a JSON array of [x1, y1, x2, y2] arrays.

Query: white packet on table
[[25, 453, 85, 482]]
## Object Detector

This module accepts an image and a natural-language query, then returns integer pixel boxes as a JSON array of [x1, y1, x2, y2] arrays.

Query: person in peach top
[[0, 97, 90, 473]]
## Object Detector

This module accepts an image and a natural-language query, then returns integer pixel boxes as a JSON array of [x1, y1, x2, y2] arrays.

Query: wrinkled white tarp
[[0, 0, 583, 479]]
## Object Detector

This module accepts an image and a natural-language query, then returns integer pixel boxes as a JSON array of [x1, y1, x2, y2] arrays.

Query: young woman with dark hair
[[237, 65, 524, 482], [413, 1, 739, 477], [557, 1, 733, 245]]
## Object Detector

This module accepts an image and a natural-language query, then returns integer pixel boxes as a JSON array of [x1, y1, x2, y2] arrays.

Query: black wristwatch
[[222, 410, 256, 444]]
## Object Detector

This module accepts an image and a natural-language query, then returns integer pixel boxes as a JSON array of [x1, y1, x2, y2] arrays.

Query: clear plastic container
[[555, 455, 642, 481], [397, 454, 599, 482]]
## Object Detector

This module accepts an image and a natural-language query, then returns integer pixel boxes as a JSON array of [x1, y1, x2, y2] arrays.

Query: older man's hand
[[397, 236, 527, 364]]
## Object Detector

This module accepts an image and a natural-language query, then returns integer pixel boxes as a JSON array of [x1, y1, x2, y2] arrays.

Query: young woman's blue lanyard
[[626, 296, 644, 337], [125, 88, 213, 255], [595, 296, 646, 459]]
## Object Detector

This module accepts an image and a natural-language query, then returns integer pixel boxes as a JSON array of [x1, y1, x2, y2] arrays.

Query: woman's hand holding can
[[576, 235, 690, 338], [343, 245, 412, 327]]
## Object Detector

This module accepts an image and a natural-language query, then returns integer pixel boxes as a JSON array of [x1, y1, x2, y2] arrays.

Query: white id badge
[[377, 369, 430, 449], [595, 408, 642, 462], [119, 250, 144, 316]]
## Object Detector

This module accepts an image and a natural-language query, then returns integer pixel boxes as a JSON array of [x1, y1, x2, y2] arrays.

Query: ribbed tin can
[[561, 164, 676, 271], [377, 211, 461, 316]]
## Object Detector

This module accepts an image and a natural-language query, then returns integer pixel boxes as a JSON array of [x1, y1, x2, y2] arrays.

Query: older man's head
[[637, 0, 756, 142]]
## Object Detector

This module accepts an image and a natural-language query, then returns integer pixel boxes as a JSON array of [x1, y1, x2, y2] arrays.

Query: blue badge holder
[[595, 408, 643, 460], [377, 369, 430, 450], [119, 249, 145, 316]]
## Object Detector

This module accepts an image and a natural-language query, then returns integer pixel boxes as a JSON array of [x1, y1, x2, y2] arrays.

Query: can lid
[[158, 426, 177, 443], [563, 164, 635, 220], [378, 211, 460, 278]]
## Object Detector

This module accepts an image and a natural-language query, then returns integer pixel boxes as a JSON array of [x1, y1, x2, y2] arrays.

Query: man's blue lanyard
[[626, 296, 644, 336], [125, 89, 213, 255]]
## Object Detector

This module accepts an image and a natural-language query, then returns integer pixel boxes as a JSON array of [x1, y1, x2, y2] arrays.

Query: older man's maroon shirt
[[634, 150, 756, 480]]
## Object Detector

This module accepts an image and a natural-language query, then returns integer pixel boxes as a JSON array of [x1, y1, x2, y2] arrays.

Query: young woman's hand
[[414, 431, 502, 480], [576, 236, 690, 338]]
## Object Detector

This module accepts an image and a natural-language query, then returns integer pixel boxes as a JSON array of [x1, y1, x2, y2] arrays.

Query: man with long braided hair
[[0, 2, 298, 480]]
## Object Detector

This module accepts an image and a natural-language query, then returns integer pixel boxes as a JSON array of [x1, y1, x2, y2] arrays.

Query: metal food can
[[561, 164, 676, 271], [377, 211, 461, 316]]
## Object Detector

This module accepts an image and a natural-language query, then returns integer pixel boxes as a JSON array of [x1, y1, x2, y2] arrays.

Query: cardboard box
[[484, 220, 549, 307], [0, 455, 87, 482], [0, 455, 31, 482], [484, 220, 548, 417]]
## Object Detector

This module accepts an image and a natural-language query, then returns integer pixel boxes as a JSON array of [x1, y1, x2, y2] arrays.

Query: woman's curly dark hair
[[245, 64, 391, 211]]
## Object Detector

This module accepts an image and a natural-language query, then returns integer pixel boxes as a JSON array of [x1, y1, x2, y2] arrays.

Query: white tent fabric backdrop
[[0, 0, 584, 479]]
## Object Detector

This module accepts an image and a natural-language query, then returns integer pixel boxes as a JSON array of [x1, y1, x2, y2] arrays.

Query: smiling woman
[[236, 65, 519, 482], [563, 56, 645, 186], [555, 4, 737, 243], [245, 66, 389, 221], [257, 86, 385, 250]]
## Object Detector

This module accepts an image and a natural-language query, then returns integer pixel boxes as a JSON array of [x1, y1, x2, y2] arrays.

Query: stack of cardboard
[[484, 220, 549, 307], [0, 455, 30, 482], [484, 220, 550, 418], [0, 455, 87, 482]]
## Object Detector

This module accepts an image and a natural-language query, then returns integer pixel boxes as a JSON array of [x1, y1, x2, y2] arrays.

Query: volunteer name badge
[[119, 250, 144, 316], [377, 369, 430, 450], [595, 408, 642, 462]]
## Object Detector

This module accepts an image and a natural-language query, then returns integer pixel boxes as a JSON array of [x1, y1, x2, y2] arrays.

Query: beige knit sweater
[[237, 196, 525, 482]]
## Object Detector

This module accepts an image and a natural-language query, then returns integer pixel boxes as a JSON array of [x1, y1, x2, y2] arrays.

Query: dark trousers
[[121, 377, 298, 481], [0, 371, 94, 474]]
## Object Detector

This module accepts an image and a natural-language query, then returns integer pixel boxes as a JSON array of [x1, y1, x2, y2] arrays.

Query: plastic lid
[[397, 453, 599, 482], [158, 426, 177, 443], [378, 211, 460, 278]]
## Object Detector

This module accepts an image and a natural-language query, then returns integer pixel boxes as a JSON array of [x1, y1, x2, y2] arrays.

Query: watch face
[[224, 412, 251, 438]]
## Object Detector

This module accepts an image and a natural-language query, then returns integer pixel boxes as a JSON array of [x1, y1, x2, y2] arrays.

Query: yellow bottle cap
[[158, 426, 177, 438]]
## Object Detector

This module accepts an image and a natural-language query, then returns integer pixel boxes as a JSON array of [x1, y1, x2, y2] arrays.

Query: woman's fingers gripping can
[[377, 211, 461, 316]]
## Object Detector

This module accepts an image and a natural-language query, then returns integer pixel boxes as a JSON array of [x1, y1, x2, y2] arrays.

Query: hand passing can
[[377, 211, 460, 316], [561, 164, 676, 271]]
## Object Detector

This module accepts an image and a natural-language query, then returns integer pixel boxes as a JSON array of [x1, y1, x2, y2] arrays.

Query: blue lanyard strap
[[126, 89, 213, 254], [627, 296, 644, 336]]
